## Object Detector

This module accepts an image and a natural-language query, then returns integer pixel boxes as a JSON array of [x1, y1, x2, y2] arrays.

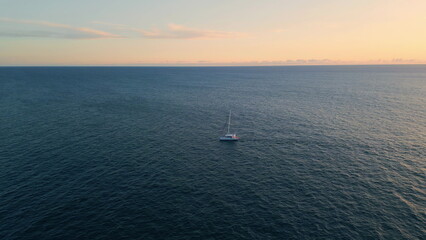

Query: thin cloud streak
[[1, 18, 245, 40], [0, 18, 121, 39], [92, 21, 247, 39], [139, 24, 247, 39]]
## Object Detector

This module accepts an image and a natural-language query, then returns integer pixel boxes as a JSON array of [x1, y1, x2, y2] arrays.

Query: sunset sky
[[1, 0, 425, 66]]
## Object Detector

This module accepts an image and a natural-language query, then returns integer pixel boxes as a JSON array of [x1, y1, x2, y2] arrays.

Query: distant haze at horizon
[[1, 0, 425, 66], [2, 59, 426, 67]]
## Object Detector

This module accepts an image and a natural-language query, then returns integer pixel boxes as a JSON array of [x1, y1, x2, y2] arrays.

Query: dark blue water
[[0, 66, 425, 239]]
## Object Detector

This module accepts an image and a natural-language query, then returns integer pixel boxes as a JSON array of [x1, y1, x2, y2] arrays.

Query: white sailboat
[[220, 110, 239, 141]]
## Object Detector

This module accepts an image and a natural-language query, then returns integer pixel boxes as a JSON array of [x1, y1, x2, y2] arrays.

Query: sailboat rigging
[[219, 110, 239, 141]]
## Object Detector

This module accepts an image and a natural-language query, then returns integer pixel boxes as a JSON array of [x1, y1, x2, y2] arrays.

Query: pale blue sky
[[1, 0, 330, 30]]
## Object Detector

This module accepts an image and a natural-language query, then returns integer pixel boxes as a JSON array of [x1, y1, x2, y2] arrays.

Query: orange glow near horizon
[[1, 0, 425, 66]]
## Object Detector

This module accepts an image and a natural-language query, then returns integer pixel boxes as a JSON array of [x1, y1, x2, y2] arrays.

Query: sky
[[0, 0, 425, 66]]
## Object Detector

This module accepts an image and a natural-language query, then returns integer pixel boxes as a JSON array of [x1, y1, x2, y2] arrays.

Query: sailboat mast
[[227, 110, 231, 134]]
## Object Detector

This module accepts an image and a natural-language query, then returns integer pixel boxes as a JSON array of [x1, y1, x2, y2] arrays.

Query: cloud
[[140, 23, 246, 39], [92, 21, 246, 39], [0, 18, 121, 39], [1, 18, 244, 40]]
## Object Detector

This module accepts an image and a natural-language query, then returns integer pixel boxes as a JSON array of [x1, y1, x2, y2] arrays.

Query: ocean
[[0, 66, 425, 239]]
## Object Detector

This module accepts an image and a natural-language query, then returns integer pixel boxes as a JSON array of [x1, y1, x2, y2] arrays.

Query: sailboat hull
[[219, 137, 239, 141]]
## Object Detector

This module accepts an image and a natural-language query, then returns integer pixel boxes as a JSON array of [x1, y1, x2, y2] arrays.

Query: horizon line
[[1, 63, 426, 67]]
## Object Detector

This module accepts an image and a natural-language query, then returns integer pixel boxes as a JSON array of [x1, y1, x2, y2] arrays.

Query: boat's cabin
[[220, 133, 239, 141], [224, 134, 237, 138]]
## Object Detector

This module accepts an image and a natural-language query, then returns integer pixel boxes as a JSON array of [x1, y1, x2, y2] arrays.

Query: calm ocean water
[[0, 66, 425, 239]]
